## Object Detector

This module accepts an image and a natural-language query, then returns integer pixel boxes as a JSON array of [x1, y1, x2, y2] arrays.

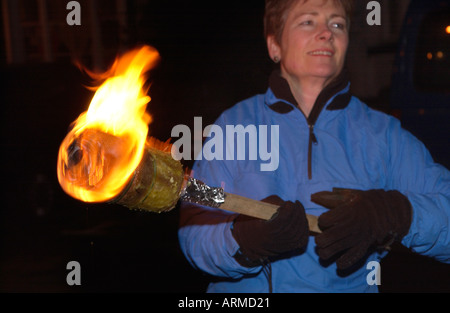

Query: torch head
[[112, 141, 186, 213], [58, 130, 185, 213]]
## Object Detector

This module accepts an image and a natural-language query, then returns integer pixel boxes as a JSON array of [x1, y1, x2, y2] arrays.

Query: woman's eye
[[300, 20, 313, 26], [331, 22, 346, 30]]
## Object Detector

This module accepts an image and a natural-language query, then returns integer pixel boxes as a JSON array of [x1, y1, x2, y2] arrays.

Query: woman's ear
[[267, 35, 281, 63]]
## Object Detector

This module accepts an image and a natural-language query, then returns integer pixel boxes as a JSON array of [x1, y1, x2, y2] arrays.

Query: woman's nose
[[317, 25, 333, 41]]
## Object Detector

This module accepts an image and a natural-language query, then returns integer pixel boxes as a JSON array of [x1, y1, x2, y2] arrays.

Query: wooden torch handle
[[221, 192, 321, 234]]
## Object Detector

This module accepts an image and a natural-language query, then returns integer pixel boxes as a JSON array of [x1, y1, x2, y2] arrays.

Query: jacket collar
[[267, 69, 352, 125]]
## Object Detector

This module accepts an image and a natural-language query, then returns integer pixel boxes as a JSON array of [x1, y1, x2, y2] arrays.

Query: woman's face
[[269, 0, 349, 86]]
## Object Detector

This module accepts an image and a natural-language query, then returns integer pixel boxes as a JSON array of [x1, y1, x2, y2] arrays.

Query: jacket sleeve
[[177, 115, 263, 279], [386, 118, 450, 263]]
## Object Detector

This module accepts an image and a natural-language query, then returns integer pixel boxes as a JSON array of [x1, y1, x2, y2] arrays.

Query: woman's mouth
[[308, 50, 334, 56]]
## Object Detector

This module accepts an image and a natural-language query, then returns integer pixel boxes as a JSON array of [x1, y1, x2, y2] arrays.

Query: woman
[[178, 0, 450, 293]]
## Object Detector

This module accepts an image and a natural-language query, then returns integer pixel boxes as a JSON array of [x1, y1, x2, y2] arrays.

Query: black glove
[[311, 188, 412, 270], [231, 195, 309, 267]]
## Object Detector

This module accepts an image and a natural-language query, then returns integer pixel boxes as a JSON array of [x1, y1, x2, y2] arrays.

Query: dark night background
[[1, 0, 449, 294]]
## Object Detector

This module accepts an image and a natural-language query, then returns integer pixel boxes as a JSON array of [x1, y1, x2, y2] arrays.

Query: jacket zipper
[[308, 124, 318, 180], [298, 110, 318, 180]]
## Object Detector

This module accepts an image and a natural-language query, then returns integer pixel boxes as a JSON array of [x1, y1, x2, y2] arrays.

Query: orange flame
[[57, 46, 160, 203]]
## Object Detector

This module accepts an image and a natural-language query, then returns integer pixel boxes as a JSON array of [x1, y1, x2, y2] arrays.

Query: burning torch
[[57, 45, 320, 233]]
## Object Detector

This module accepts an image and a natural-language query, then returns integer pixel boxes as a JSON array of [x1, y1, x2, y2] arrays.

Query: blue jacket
[[178, 71, 450, 293]]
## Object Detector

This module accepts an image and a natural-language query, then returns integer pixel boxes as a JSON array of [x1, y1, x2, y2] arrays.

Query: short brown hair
[[264, 0, 354, 44]]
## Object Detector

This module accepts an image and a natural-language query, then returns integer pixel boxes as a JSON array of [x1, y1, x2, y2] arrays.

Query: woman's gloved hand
[[311, 188, 412, 270], [231, 195, 309, 267]]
